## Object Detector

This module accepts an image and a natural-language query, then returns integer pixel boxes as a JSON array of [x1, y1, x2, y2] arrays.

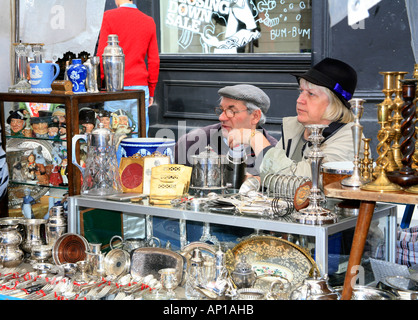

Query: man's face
[[32, 122, 48, 134], [218, 97, 258, 138], [48, 127, 59, 136], [118, 115, 129, 127], [10, 118, 25, 133], [296, 81, 330, 126], [99, 116, 111, 128]]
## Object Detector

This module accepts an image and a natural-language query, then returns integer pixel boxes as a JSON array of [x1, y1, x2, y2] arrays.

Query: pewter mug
[[159, 268, 179, 296], [84, 56, 100, 93]]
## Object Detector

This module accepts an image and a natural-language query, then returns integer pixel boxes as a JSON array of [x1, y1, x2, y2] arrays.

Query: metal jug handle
[[109, 235, 124, 250], [147, 236, 161, 248], [114, 133, 127, 151], [71, 134, 87, 175]]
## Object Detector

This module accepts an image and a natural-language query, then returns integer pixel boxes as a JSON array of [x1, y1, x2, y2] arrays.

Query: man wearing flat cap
[[175, 84, 278, 177], [229, 58, 362, 189]]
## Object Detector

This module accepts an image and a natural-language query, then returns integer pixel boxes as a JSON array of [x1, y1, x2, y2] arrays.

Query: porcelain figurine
[[21, 188, 36, 219]]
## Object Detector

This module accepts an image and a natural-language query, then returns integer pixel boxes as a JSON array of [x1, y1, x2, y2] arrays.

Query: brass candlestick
[[341, 98, 370, 187], [412, 65, 418, 169], [386, 79, 418, 188], [392, 71, 409, 168], [293, 124, 337, 225], [379, 72, 399, 172], [360, 138, 374, 182], [361, 92, 403, 192]]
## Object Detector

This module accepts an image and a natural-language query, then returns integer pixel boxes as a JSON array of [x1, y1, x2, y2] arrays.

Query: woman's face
[[296, 81, 331, 126]]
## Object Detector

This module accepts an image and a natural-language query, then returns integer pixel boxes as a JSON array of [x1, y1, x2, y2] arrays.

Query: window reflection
[[160, 0, 312, 54]]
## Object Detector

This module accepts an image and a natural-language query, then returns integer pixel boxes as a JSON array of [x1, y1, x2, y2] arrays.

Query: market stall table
[[324, 181, 418, 300]]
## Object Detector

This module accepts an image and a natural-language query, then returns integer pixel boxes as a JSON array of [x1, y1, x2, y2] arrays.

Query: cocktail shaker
[[102, 34, 125, 92]]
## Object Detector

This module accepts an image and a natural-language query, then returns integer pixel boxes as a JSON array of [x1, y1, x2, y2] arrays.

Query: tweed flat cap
[[218, 84, 270, 114]]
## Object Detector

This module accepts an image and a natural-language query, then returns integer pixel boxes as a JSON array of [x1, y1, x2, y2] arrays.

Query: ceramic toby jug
[[72, 123, 124, 197]]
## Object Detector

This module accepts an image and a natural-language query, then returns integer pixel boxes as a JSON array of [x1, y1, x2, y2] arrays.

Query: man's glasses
[[214, 107, 248, 118]]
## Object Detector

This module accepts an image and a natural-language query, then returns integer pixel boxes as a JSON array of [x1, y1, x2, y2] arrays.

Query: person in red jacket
[[97, 0, 160, 136]]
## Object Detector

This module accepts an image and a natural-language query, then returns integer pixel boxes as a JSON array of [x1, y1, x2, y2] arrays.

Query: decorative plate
[[52, 233, 89, 265], [6, 139, 54, 208], [226, 236, 317, 288]]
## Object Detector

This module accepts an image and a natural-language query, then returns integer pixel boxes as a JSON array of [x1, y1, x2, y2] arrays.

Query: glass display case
[[68, 195, 397, 279], [0, 91, 145, 215]]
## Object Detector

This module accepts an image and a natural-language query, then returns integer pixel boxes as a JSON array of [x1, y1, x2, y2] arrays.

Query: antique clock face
[[121, 162, 144, 190]]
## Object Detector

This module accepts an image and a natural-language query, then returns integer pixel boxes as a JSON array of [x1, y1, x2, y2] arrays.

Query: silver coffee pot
[[102, 34, 125, 92]]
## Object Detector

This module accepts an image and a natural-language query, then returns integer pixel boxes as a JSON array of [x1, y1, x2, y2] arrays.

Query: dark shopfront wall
[[123, 0, 414, 161]]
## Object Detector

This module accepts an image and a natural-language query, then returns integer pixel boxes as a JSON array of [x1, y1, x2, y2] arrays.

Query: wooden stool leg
[[341, 200, 376, 300]]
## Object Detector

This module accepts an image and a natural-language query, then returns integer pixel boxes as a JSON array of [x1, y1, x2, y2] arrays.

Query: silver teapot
[[290, 269, 341, 300]]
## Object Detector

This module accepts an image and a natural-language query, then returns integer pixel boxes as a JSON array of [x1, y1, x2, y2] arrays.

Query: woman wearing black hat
[[229, 58, 362, 184]]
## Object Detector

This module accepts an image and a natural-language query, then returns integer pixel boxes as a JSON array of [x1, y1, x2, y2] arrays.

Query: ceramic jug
[[29, 62, 60, 93], [72, 123, 125, 197]]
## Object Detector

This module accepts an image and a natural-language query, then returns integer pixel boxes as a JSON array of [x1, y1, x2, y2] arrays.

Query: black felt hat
[[6, 110, 25, 124], [79, 108, 96, 125], [292, 58, 357, 108]]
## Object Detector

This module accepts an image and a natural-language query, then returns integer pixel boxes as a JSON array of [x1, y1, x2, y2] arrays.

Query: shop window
[[160, 0, 312, 54]]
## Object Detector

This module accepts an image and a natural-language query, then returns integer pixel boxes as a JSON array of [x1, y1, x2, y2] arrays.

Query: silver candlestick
[[293, 124, 338, 225], [341, 98, 370, 187]]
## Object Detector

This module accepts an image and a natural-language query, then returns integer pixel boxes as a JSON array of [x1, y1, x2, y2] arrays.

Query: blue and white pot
[[120, 138, 176, 163], [67, 59, 87, 93]]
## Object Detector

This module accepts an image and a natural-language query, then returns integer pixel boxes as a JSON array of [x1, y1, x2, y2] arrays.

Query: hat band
[[334, 83, 352, 101]]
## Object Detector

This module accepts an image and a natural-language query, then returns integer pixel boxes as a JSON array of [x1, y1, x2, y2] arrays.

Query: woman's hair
[[300, 78, 354, 123]]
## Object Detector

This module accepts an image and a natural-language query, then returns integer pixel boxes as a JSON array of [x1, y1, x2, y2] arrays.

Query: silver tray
[[130, 247, 184, 283], [335, 285, 398, 300]]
